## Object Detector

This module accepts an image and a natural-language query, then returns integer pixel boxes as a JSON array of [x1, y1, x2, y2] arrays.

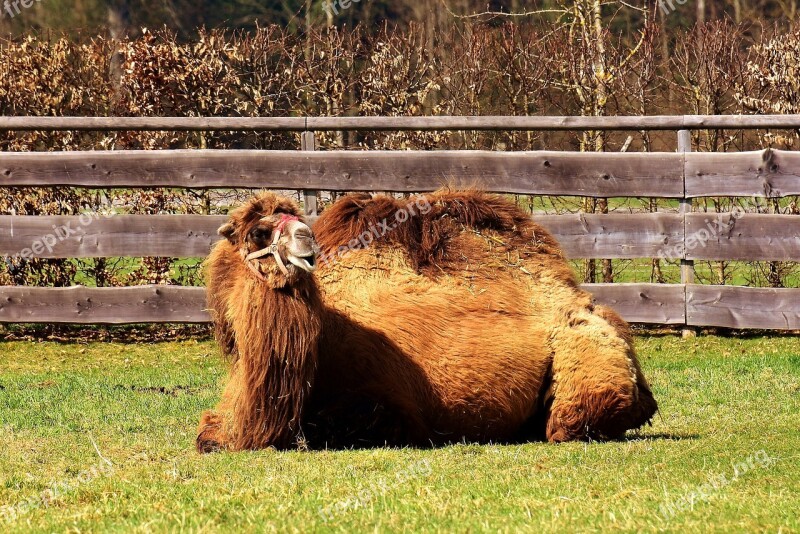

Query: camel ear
[[218, 222, 237, 243]]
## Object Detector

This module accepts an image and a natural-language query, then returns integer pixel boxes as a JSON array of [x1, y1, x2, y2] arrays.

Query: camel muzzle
[[283, 220, 318, 273], [245, 218, 318, 277]]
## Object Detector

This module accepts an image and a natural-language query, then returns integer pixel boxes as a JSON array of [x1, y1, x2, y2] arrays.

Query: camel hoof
[[196, 422, 225, 453], [546, 428, 572, 443], [197, 410, 226, 453], [196, 435, 222, 454]]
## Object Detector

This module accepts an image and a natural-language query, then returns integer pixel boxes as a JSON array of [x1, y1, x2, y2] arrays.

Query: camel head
[[217, 192, 318, 287]]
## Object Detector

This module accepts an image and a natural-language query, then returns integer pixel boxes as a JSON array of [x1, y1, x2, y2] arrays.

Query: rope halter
[[244, 214, 300, 279]]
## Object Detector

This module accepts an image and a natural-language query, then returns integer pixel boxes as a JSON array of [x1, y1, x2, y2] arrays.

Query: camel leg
[[545, 305, 657, 442], [196, 410, 228, 453], [196, 363, 243, 453]]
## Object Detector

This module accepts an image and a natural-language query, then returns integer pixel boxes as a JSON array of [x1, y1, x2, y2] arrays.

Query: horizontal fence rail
[[0, 286, 209, 324], [685, 150, 800, 197], [0, 213, 683, 260], [14, 211, 800, 263], [0, 150, 685, 196], [686, 286, 800, 330], [0, 215, 224, 259], [4, 212, 798, 269], [0, 284, 684, 325], [1, 148, 798, 198], [685, 214, 800, 261], [2, 116, 800, 329], [2, 115, 800, 131], [3, 284, 796, 329], [588, 284, 686, 325]]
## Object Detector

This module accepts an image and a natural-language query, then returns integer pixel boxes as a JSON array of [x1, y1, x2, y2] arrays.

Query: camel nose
[[286, 221, 315, 250], [290, 222, 313, 243], [283, 220, 318, 272]]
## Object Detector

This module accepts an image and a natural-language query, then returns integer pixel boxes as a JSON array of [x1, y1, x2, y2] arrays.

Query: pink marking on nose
[[275, 214, 300, 233]]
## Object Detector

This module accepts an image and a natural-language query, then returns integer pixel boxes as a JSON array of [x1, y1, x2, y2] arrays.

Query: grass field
[[0, 335, 798, 533]]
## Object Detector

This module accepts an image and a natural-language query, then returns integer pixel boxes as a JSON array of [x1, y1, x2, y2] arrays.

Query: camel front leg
[[196, 362, 243, 453], [196, 410, 229, 453]]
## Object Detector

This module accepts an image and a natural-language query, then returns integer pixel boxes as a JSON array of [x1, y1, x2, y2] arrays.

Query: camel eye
[[249, 226, 272, 244]]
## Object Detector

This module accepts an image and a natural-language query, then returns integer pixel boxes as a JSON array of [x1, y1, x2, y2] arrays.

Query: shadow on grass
[[292, 425, 701, 452], [284, 435, 703, 453], [621, 432, 700, 442]]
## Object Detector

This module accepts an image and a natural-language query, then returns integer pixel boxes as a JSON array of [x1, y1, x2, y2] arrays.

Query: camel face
[[216, 193, 318, 287], [243, 215, 318, 276]]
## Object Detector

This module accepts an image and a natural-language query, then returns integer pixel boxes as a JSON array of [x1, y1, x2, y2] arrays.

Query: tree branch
[[438, 0, 567, 19]]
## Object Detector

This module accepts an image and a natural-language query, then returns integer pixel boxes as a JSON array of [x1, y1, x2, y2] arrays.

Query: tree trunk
[[107, 1, 130, 103], [107, 1, 130, 40]]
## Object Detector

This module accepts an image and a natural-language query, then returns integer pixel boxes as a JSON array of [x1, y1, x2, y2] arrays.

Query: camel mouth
[[244, 247, 317, 278], [287, 252, 317, 273]]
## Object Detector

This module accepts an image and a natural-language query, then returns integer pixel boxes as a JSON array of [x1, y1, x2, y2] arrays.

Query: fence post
[[301, 131, 318, 217], [678, 129, 696, 338]]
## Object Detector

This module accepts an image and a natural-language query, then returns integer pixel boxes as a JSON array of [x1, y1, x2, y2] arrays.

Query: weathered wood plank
[[685, 213, 800, 261], [0, 285, 209, 324], [532, 213, 683, 259], [2, 115, 800, 132], [5, 283, 798, 329], [686, 149, 800, 198], [0, 283, 684, 324], [0, 213, 680, 259], [301, 131, 319, 217], [680, 115, 800, 130], [687, 285, 800, 329], [310, 115, 800, 131], [0, 150, 685, 197], [0, 116, 307, 132], [584, 283, 686, 325], [678, 129, 696, 337], [16, 282, 797, 329], [0, 215, 227, 258]]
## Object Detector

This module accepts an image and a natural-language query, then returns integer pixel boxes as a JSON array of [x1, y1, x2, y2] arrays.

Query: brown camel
[[196, 190, 657, 452]]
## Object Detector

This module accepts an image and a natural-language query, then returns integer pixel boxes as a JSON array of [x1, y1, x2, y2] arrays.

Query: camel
[[196, 190, 657, 452]]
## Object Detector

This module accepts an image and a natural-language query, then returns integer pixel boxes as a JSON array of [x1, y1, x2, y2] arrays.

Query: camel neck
[[230, 276, 323, 450]]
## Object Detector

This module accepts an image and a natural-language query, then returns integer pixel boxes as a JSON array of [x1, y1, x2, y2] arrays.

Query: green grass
[[0, 336, 798, 533]]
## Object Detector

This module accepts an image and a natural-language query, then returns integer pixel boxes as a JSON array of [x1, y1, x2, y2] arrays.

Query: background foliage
[[1, 1, 800, 289]]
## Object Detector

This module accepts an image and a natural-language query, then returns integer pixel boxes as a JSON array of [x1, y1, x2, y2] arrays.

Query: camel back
[[314, 190, 566, 275]]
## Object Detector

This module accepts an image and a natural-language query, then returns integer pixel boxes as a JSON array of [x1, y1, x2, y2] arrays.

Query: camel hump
[[314, 188, 564, 270], [425, 189, 539, 234]]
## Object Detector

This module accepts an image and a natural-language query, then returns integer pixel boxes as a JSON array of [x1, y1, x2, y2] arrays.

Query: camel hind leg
[[545, 304, 657, 442]]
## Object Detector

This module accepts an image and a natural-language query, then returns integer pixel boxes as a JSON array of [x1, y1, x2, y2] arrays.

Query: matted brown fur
[[197, 189, 658, 451]]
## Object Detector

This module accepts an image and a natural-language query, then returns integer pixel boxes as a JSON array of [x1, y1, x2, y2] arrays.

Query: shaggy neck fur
[[228, 271, 323, 450]]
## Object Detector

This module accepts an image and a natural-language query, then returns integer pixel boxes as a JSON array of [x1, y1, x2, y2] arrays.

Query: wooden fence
[[2, 115, 800, 329]]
